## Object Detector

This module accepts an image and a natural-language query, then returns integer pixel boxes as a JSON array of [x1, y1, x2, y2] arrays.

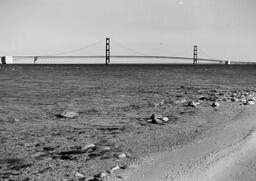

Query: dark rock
[[211, 102, 220, 107], [149, 114, 163, 124], [43, 146, 55, 152], [187, 101, 199, 107]]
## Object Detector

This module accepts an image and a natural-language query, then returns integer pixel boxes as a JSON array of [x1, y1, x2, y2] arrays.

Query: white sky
[[0, 0, 256, 63]]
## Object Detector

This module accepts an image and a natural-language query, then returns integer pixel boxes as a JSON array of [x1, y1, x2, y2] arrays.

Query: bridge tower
[[106, 38, 110, 64], [193, 45, 198, 64], [34, 57, 38, 64]]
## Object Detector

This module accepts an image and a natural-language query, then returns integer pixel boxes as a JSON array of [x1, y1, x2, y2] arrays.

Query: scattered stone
[[82, 143, 96, 151], [211, 102, 220, 107], [154, 100, 164, 107], [125, 152, 132, 158], [162, 117, 169, 122], [150, 114, 163, 124], [187, 101, 198, 107], [245, 101, 255, 105], [175, 99, 187, 104], [109, 165, 120, 173], [117, 153, 127, 159], [231, 97, 239, 102], [43, 146, 55, 152], [88, 146, 111, 158], [198, 96, 209, 101], [96, 172, 108, 179], [55, 111, 79, 118], [75, 172, 85, 178], [24, 143, 31, 147]]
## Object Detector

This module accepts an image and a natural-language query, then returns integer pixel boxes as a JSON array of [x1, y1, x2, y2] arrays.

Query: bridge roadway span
[[14, 55, 226, 63]]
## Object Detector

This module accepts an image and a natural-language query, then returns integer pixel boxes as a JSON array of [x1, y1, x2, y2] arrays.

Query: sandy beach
[[1, 65, 256, 180], [109, 104, 256, 181]]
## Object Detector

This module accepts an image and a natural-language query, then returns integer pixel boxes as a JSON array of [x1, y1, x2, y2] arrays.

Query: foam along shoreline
[[113, 104, 256, 181]]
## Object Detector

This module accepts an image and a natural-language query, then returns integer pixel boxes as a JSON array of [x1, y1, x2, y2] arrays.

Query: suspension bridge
[[0, 38, 240, 64]]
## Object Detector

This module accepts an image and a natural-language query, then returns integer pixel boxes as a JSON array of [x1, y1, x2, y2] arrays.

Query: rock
[[248, 97, 256, 102], [99, 172, 108, 178], [231, 97, 239, 102], [211, 102, 220, 107], [109, 165, 120, 173], [187, 101, 198, 107], [162, 117, 169, 122], [245, 101, 255, 105], [154, 100, 164, 107], [43, 146, 55, 151], [75, 172, 85, 178], [125, 152, 132, 158], [88, 146, 111, 158], [82, 143, 96, 151], [198, 96, 209, 101], [175, 99, 187, 104], [24, 143, 31, 147], [117, 153, 127, 158], [55, 111, 78, 118], [150, 114, 163, 124]]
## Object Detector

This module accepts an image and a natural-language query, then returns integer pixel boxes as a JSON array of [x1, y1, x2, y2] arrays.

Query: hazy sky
[[0, 0, 256, 63]]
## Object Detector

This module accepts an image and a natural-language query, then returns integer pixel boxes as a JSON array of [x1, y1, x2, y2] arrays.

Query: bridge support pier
[[106, 38, 110, 64], [193, 45, 198, 64]]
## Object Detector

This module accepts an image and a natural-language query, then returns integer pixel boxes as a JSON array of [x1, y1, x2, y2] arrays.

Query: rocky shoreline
[[1, 86, 256, 181]]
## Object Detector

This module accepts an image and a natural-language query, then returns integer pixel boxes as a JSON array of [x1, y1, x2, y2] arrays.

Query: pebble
[[118, 153, 127, 158], [211, 102, 220, 107], [75, 172, 85, 178], [110, 165, 120, 173], [150, 114, 163, 124], [162, 117, 169, 122], [99, 172, 108, 178], [55, 111, 78, 118], [188, 101, 198, 107], [82, 143, 96, 151], [245, 101, 255, 105]]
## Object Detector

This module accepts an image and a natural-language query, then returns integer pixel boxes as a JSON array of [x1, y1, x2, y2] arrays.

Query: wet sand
[[111, 105, 256, 181]]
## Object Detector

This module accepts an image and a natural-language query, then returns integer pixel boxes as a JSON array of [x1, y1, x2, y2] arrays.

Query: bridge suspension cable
[[47, 39, 105, 56], [111, 39, 149, 56]]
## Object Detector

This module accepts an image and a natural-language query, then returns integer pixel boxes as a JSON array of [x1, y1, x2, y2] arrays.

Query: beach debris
[[211, 102, 220, 107], [55, 111, 78, 118], [187, 101, 199, 107]]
